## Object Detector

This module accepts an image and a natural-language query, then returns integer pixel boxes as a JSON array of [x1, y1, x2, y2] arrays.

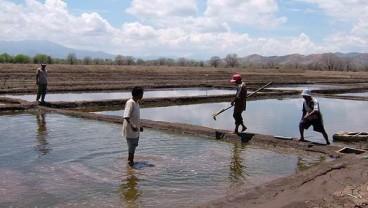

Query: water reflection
[[120, 168, 142, 207], [5, 88, 234, 102], [297, 155, 326, 172], [0, 112, 328, 207], [268, 84, 353, 91], [229, 142, 245, 184], [35, 112, 50, 156]]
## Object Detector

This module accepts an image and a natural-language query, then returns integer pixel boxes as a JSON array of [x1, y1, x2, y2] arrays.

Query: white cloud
[[126, 0, 198, 18], [0, 0, 366, 59], [126, 0, 198, 27], [125, 0, 287, 31], [294, 0, 368, 52], [351, 12, 368, 37], [204, 0, 287, 28], [295, 0, 367, 20]]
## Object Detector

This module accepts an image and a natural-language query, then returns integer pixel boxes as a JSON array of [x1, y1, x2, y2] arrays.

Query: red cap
[[230, 74, 241, 83]]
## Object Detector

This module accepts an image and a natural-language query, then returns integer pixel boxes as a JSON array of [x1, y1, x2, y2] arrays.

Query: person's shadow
[[36, 112, 51, 156]]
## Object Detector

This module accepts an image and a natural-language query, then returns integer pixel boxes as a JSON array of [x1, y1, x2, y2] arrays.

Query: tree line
[[0, 52, 367, 71]]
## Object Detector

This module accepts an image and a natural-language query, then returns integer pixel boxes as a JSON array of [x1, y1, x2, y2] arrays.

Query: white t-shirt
[[303, 97, 320, 113], [302, 97, 320, 119], [36, 68, 48, 84], [122, 98, 141, 138]]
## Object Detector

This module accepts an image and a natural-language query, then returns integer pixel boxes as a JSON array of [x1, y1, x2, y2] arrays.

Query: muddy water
[[0, 112, 325, 207], [98, 97, 367, 144], [4, 88, 234, 102]]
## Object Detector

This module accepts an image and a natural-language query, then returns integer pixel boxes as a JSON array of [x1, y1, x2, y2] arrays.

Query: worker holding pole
[[230, 74, 247, 135]]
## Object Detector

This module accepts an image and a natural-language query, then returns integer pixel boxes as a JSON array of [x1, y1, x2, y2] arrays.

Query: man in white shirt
[[299, 89, 330, 145], [122, 86, 144, 166]]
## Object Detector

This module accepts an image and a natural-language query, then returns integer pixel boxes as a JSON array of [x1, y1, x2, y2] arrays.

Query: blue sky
[[0, 0, 367, 59]]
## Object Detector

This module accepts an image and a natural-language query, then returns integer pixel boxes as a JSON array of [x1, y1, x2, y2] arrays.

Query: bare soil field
[[1, 64, 368, 94], [1, 64, 368, 208]]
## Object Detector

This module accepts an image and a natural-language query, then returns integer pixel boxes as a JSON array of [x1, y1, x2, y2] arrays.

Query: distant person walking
[[122, 86, 144, 167], [299, 89, 330, 145], [230, 74, 247, 134], [36, 63, 48, 103]]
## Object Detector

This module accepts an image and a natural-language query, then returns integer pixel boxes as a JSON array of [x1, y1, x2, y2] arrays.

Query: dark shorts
[[233, 111, 243, 125], [126, 137, 139, 154], [299, 117, 325, 133]]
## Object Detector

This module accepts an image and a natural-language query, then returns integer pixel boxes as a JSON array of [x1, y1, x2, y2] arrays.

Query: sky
[[0, 0, 367, 59]]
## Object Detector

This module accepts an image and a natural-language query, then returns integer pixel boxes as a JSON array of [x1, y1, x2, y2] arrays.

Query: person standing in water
[[122, 86, 144, 166], [230, 74, 247, 135], [299, 89, 330, 145]]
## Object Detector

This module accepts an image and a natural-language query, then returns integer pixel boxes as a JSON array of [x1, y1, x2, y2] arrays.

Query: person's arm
[[304, 109, 318, 120], [36, 70, 39, 85], [231, 85, 241, 105], [124, 117, 138, 131], [303, 100, 319, 120]]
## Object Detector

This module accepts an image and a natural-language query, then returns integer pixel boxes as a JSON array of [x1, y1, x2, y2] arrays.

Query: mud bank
[[198, 154, 368, 208]]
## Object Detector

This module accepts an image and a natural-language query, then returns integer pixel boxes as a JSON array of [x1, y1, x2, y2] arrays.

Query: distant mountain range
[[0, 40, 116, 59], [238, 52, 368, 69], [0, 40, 367, 69]]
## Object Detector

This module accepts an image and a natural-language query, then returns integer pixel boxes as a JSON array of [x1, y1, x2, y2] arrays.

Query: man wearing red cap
[[230, 74, 247, 134]]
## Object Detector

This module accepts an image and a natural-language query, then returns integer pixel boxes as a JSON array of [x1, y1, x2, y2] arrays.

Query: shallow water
[[337, 91, 368, 97], [98, 97, 367, 144], [0, 112, 325, 207], [268, 84, 357, 91], [4, 88, 234, 102]]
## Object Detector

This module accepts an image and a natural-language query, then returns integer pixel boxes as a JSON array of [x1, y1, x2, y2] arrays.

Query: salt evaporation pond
[[0, 112, 325, 207], [98, 97, 368, 144], [268, 84, 355, 91], [4, 88, 234, 102], [337, 91, 368, 97]]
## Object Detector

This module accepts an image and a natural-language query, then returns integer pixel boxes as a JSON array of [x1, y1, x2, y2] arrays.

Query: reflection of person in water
[[229, 142, 245, 184], [36, 112, 50, 155], [119, 168, 141, 205], [297, 155, 326, 172]]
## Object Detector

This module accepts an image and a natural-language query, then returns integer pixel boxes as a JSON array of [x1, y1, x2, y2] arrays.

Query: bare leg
[[322, 130, 330, 145]]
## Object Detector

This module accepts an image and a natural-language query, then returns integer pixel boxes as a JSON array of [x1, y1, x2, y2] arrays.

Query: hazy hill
[[239, 52, 368, 69], [0, 40, 367, 69], [0, 40, 115, 59]]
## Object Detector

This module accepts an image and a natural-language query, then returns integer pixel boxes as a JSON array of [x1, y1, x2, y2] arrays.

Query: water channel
[[4, 88, 234, 102], [267, 84, 363, 91], [337, 91, 368, 97], [0, 112, 325, 207], [97, 96, 367, 144]]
